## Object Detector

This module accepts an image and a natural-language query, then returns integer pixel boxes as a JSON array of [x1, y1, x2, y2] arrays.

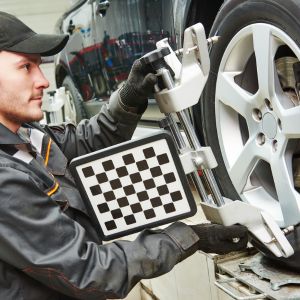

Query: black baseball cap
[[0, 11, 69, 56]]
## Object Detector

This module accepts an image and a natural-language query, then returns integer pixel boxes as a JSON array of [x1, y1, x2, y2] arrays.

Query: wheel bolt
[[265, 98, 273, 110], [256, 133, 265, 145], [278, 118, 282, 130], [252, 108, 262, 121], [272, 140, 278, 152]]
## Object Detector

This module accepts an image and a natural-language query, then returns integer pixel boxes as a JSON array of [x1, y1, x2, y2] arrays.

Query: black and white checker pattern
[[70, 132, 196, 240]]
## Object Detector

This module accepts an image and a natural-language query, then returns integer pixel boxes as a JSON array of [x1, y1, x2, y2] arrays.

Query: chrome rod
[[177, 109, 225, 206], [158, 68, 223, 205], [191, 171, 210, 203], [159, 114, 186, 150], [159, 114, 210, 203]]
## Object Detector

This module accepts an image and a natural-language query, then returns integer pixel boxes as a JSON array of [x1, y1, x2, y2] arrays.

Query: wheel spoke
[[216, 72, 254, 118], [228, 135, 261, 194], [271, 155, 300, 224], [252, 25, 277, 99], [280, 106, 300, 138]]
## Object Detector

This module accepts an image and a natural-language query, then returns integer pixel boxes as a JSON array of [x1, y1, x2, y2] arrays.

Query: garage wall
[[0, 0, 74, 102], [0, 0, 73, 32]]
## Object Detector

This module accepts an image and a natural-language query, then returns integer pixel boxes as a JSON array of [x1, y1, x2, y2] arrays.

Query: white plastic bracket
[[201, 200, 294, 258], [154, 23, 210, 113], [179, 147, 218, 174]]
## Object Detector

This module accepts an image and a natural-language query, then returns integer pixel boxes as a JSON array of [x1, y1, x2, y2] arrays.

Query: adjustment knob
[[140, 47, 171, 71]]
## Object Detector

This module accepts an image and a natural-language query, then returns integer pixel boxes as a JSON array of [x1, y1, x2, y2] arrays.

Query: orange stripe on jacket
[[47, 182, 59, 196], [44, 139, 52, 166]]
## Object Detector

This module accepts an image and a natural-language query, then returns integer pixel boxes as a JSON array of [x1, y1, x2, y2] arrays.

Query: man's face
[[0, 51, 49, 132]]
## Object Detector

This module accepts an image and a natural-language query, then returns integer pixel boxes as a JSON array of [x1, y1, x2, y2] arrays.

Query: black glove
[[191, 224, 248, 255], [119, 59, 157, 113]]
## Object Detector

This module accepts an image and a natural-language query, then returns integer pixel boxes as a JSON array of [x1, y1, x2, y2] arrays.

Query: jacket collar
[[0, 122, 28, 145]]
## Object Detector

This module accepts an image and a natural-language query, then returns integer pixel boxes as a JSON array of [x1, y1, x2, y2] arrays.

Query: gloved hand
[[191, 224, 248, 255], [119, 59, 157, 113]]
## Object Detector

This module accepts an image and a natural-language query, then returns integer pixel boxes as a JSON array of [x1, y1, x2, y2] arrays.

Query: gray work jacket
[[0, 92, 199, 300]]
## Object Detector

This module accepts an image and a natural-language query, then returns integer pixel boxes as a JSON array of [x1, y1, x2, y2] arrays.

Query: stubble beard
[[0, 89, 44, 126]]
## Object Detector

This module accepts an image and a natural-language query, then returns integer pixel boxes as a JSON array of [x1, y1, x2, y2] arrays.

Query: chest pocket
[[28, 128, 88, 215], [41, 136, 88, 215], [29, 127, 67, 176]]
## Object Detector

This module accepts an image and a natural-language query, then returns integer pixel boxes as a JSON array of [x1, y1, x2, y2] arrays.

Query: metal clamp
[[215, 278, 267, 300], [154, 23, 210, 113]]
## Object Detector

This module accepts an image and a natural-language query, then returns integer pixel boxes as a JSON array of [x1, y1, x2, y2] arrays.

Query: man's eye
[[23, 64, 30, 71]]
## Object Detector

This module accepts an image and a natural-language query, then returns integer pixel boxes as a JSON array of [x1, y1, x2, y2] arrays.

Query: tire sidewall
[[62, 76, 87, 123], [198, 0, 300, 199]]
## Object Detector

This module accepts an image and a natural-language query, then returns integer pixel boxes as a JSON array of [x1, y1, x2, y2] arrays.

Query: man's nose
[[35, 68, 50, 89]]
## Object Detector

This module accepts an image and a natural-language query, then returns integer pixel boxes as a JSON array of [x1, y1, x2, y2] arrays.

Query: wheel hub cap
[[262, 112, 277, 139]]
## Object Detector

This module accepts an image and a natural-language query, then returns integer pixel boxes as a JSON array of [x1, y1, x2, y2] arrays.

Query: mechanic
[[0, 11, 248, 300]]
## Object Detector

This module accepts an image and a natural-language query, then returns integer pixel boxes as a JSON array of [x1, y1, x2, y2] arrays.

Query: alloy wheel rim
[[215, 23, 300, 226]]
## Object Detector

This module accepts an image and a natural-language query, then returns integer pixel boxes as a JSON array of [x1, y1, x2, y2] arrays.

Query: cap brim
[[7, 33, 69, 56]]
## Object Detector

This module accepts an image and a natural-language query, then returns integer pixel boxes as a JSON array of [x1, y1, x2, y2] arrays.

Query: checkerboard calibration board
[[70, 132, 196, 240]]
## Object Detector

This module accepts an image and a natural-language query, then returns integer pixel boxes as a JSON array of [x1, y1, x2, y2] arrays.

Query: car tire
[[196, 0, 300, 227], [62, 76, 87, 124]]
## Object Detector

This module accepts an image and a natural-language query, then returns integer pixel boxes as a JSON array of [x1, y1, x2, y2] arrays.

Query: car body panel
[[54, 0, 223, 123]]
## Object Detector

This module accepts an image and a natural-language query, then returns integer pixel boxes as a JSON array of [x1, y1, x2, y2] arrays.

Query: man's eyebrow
[[15, 57, 42, 65]]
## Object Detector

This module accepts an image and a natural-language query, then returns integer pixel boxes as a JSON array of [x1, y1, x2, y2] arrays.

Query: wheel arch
[[185, 0, 224, 35], [55, 63, 70, 88]]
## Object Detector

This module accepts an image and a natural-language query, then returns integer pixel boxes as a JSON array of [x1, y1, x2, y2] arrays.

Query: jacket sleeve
[[0, 166, 199, 300], [44, 90, 144, 161]]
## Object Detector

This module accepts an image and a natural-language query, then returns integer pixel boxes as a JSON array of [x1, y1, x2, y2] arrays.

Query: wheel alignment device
[[140, 23, 294, 258]]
